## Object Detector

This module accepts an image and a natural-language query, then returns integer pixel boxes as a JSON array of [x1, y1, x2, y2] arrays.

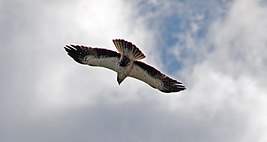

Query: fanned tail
[[113, 39, 145, 60]]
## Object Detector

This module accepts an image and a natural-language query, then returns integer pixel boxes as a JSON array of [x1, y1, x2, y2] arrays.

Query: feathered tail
[[113, 39, 145, 60]]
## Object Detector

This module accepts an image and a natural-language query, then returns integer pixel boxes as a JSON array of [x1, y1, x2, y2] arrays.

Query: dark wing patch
[[134, 61, 186, 93], [64, 45, 120, 64]]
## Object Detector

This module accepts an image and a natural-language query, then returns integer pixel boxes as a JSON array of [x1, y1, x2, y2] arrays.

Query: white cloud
[[0, 0, 156, 122], [1, 0, 267, 142], [170, 0, 267, 141], [14, 0, 157, 110]]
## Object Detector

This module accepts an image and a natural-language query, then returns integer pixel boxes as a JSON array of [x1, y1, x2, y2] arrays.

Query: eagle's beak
[[117, 76, 122, 85]]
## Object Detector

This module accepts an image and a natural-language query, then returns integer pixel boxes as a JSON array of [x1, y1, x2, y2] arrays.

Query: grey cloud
[[1, 95, 249, 142], [1, 0, 265, 142]]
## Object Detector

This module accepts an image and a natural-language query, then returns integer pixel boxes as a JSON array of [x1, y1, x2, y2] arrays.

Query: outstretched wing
[[129, 61, 186, 93], [64, 45, 120, 72], [113, 39, 145, 60]]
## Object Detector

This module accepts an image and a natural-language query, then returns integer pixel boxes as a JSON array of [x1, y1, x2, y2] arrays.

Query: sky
[[0, 0, 267, 142]]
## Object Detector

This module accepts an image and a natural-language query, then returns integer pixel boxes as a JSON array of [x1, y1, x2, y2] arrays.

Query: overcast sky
[[1, 0, 267, 142]]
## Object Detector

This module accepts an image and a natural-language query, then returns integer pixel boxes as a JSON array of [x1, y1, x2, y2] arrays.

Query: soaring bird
[[64, 39, 185, 93]]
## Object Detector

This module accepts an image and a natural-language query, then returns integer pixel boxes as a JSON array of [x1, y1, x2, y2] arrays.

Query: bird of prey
[[64, 39, 185, 93]]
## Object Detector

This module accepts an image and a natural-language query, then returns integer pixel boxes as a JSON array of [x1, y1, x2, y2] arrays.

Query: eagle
[[64, 39, 185, 93]]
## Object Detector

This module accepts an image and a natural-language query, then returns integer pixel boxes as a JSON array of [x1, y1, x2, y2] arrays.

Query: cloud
[[0, 0, 156, 140], [170, 0, 267, 141], [0, 0, 154, 109], [132, 0, 267, 141], [1, 0, 267, 142]]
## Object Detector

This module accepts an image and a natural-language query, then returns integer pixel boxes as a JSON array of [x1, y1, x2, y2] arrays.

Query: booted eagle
[[64, 39, 185, 93]]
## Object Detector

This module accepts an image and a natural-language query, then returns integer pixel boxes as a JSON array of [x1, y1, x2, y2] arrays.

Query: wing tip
[[160, 76, 186, 93], [64, 44, 85, 64], [160, 83, 186, 93]]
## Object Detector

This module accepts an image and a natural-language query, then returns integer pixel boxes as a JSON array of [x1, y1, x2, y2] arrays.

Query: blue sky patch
[[135, 0, 231, 73]]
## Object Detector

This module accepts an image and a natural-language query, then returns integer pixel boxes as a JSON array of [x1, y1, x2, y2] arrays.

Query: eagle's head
[[117, 72, 127, 85]]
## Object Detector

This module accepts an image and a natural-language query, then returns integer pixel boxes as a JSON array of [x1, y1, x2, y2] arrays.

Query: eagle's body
[[64, 39, 185, 93]]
